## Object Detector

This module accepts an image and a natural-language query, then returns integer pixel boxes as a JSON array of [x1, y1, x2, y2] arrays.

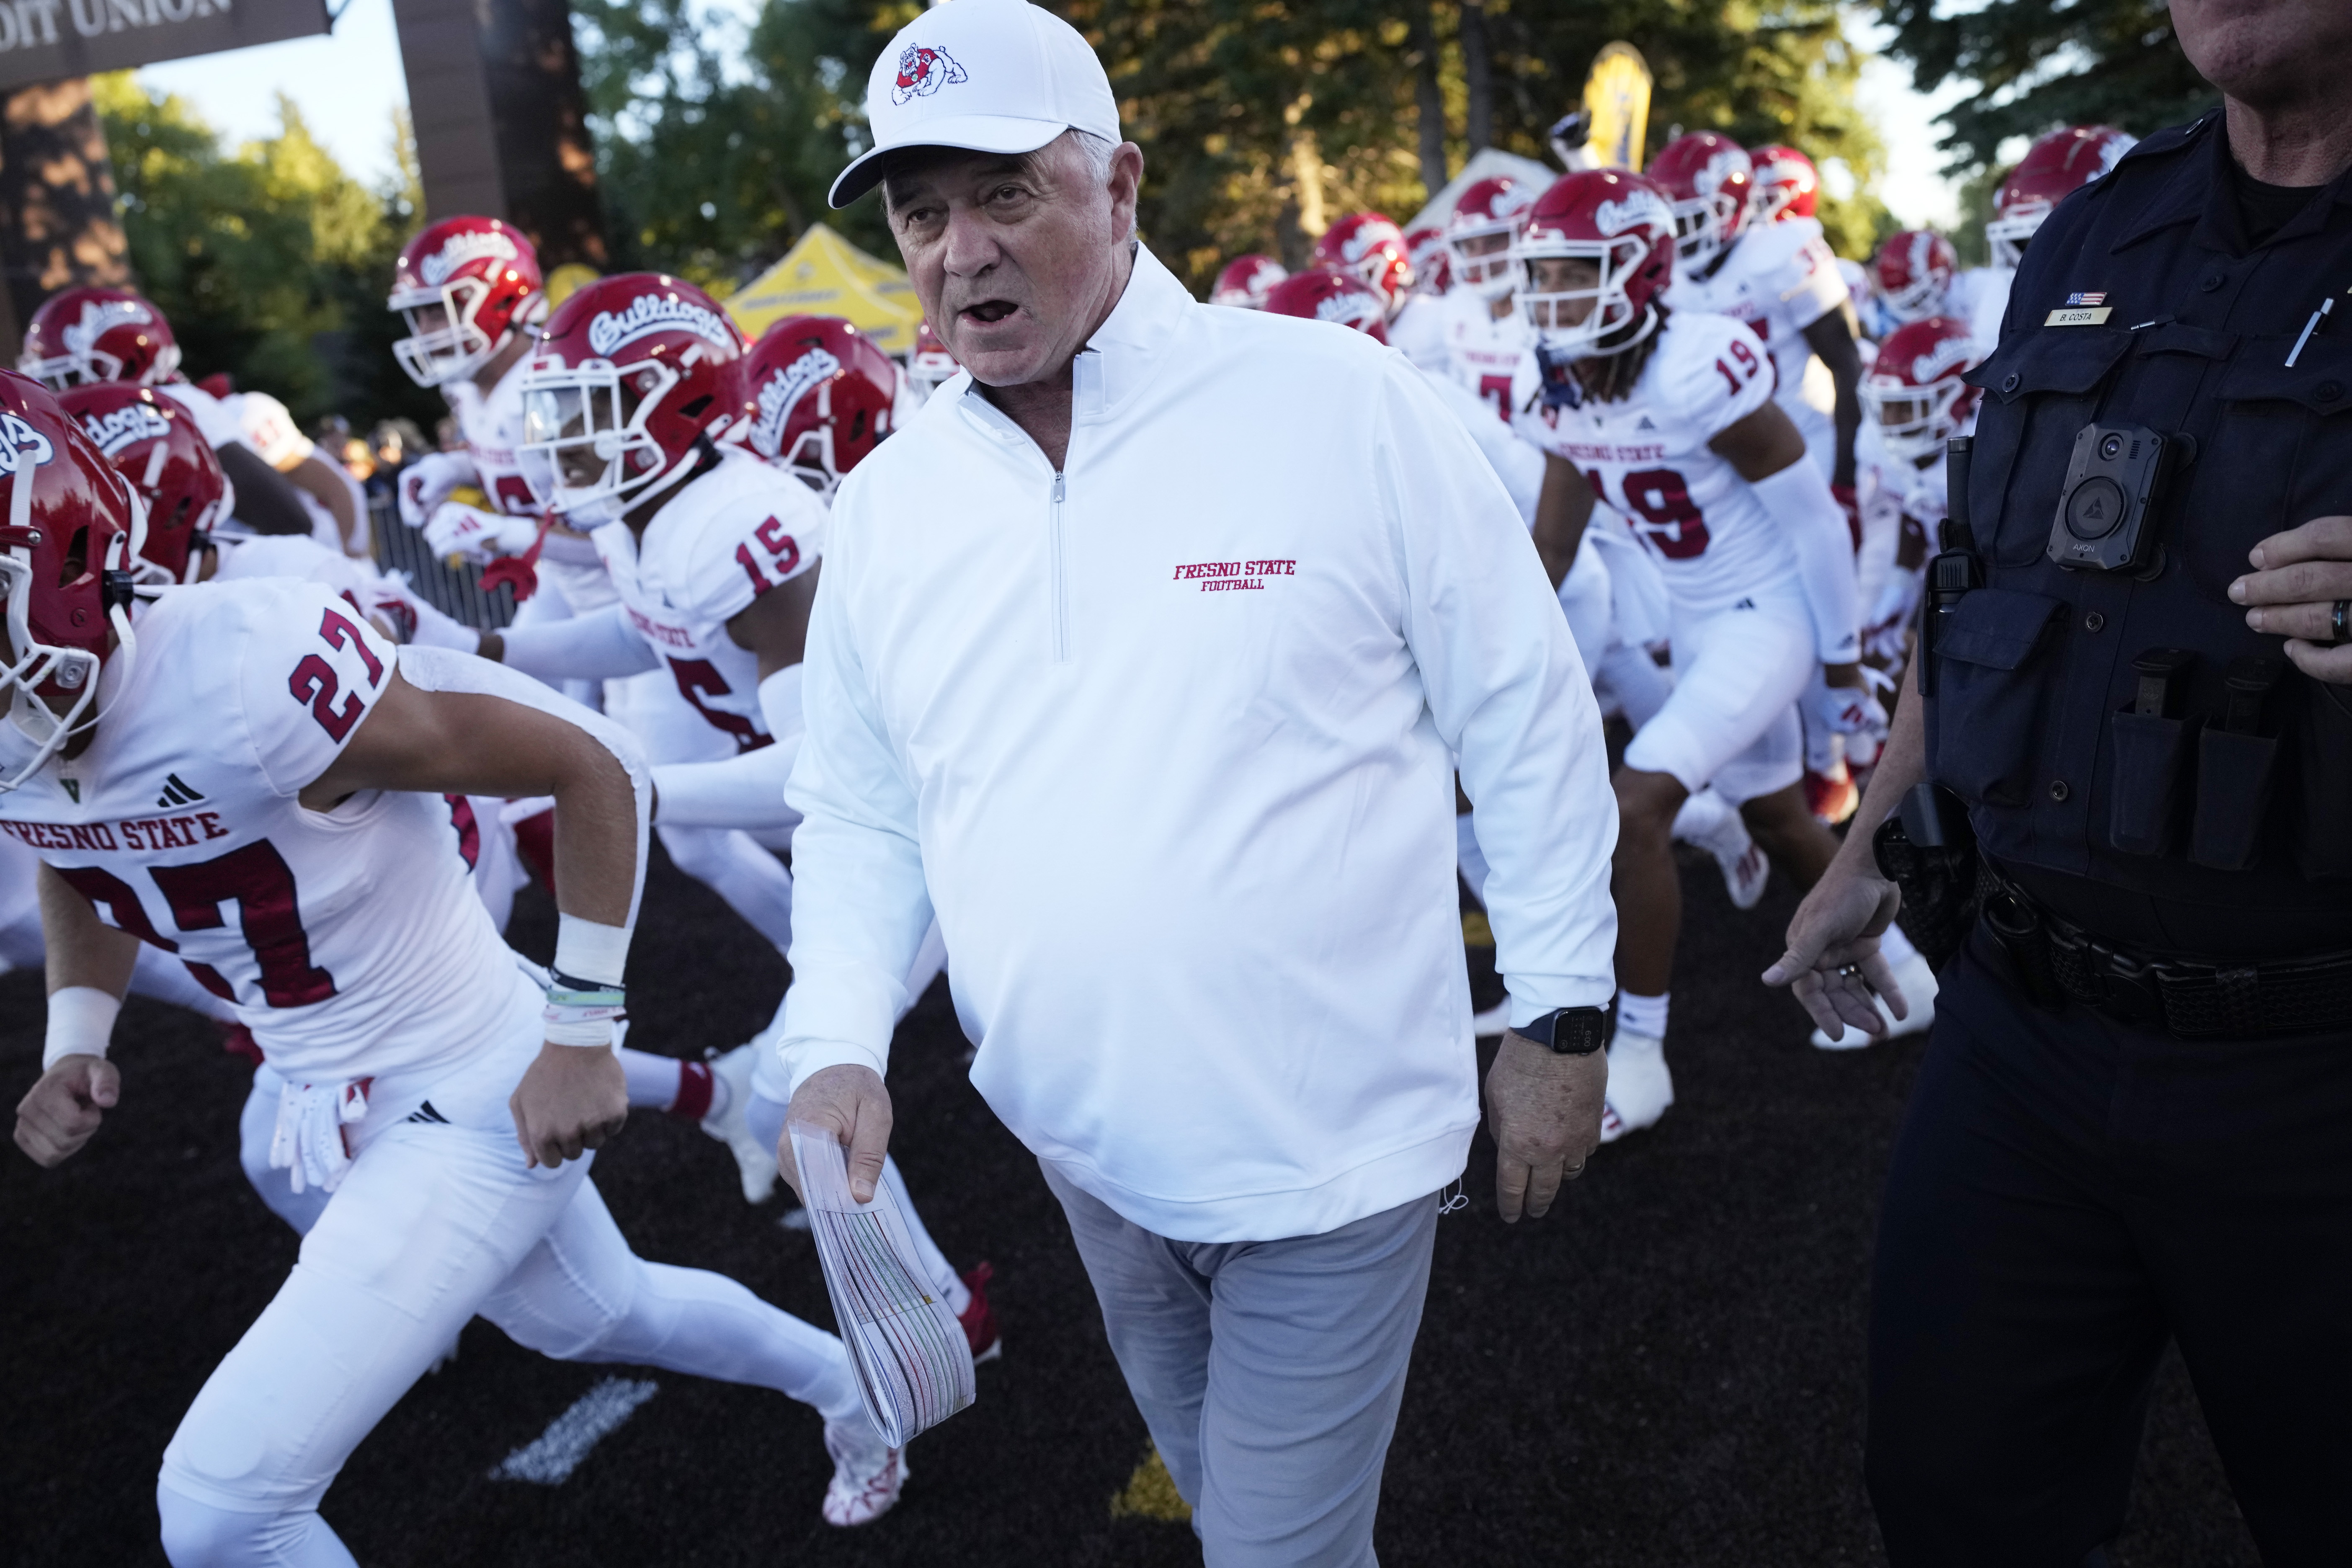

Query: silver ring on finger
[[2333, 598, 2350, 645]]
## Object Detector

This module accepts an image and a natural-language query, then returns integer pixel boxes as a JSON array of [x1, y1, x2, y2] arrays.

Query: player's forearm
[[479, 606, 661, 682], [35, 864, 140, 1000], [1531, 454, 1595, 589], [1805, 312, 1865, 490], [316, 657, 653, 931]]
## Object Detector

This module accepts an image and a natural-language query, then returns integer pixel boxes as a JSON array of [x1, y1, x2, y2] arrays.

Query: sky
[[133, 0, 1976, 232]]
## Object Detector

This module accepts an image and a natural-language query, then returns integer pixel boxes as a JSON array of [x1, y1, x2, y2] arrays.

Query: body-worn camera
[[2045, 423, 2185, 574]]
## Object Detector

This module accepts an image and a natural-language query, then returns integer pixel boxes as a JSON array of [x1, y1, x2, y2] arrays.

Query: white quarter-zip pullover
[[778, 245, 1617, 1242]]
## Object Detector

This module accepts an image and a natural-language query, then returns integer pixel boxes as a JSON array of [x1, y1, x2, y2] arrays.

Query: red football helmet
[[1649, 132, 1754, 270], [1511, 170, 1677, 359], [906, 320, 961, 394], [1313, 214, 1415, 315], [388, 216, 547, 387], [517, 273, 744, 527], [1211, 254, 1289, 309], [1262, 268, 1390, 343], [738, 315, 898, 501], [1750, 144, 1820, 224], [57, 383, 233, 588], [1871, 230, 1960, 324], [17, 287, 182, 391], [1987, 126, 2136, 268], [1447, 176, 1537, 302], [1862, 315, 1984, 464], [0, 371, 146, 791], [1403, 227, 1450, 296]]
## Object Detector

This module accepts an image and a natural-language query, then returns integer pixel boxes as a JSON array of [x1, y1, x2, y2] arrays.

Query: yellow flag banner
[[1582, 41, 1654, 173], [727, 224, 922, 353]]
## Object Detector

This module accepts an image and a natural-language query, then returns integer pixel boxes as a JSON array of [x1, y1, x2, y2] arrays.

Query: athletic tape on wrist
[[43, 986, 122, 1071], [554, 915, 632, 988]]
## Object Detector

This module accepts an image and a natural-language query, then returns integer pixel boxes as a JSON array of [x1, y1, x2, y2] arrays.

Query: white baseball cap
[[828, 0, 1121, 209]]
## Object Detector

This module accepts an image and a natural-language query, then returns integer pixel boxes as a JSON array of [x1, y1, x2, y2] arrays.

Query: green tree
[[572, 0, 1901, 296], [572, 0, 900, 290], [93, 75, 434, 429], [1872, 0, 2217, 174]]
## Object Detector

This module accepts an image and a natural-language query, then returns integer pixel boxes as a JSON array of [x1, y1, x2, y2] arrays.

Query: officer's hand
[[2231, 515, 2352, 684], [14, 1055, 119, 1167], [1762, 864, 1907, 1043]]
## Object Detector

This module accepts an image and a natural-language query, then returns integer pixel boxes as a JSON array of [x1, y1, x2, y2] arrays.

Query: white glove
[[360, 573, 478, 649], [424, 501, 539, 565], [398, 451, 477, 530], [1807, 676, 1890, 747]]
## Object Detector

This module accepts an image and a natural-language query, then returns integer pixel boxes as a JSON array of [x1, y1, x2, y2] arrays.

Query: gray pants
[[1041, 1163, 1439, 1567]]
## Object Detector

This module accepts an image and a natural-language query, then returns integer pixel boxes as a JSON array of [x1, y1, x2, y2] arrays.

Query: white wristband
[[554, 914, 632, 988], [43, 986, 122, 1071]]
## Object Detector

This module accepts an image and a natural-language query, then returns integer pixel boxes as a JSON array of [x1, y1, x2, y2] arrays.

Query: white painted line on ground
[[490, 1377, 659, 1485]]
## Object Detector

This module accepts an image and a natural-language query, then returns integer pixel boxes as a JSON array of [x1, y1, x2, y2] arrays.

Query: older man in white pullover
[[777, 1, 1618, 1558]]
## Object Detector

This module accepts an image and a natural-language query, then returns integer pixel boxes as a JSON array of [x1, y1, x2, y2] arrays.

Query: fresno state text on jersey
[[0, 579, 521, 1086]]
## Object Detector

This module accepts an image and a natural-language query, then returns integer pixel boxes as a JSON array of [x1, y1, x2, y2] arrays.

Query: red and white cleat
[[821, 1419, 906, 1527], [1805, 762, 1859, 827], [959, 1261, 1002, 1365]]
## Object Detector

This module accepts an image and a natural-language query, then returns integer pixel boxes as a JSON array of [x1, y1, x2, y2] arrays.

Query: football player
[[1433, 176, 1538, 418], [1748, 144, 1822, 228], [1854, 314, 1981, 703], [16, 286, 348, 550], [479, 282, 998, 1356], [395, 237, 840, 1181], [1508, 171, 1930, 1137], [52, 380, 779, 1234], [1950, 126, 2136, 349], [1652, 134, 1874, 821], [0, 373, 909, 1541]]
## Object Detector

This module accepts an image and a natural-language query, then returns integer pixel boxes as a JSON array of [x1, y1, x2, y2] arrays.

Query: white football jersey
[[593, 448, 826, 751], [0, 579, 517, 1087], [1437, 289, 1534, 420], [1385, 291, 1450, 374], [1666, 218, 1849, 459], [1512, 310, 1797, 614]]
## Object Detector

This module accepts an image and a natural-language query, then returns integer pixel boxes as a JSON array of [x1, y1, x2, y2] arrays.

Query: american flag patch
[[2064, 292, 2107, 307]]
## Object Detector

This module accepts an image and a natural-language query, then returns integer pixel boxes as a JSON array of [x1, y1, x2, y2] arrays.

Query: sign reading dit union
[[0, 0, 331, 92]]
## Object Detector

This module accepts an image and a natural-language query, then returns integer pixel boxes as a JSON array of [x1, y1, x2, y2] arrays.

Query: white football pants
[[159, 1025, 859, 1566], [1621, 585, 1812, 806]]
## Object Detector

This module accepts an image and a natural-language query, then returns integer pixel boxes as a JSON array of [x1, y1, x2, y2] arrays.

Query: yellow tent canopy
[[726, 223, 923, 354]]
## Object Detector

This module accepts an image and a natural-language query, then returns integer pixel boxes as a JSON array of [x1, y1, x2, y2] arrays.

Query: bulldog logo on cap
[[892, 44, 969, 105]]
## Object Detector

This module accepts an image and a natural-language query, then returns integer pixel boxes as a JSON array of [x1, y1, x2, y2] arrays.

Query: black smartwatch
[[1512, 1006, 1608, 1055]]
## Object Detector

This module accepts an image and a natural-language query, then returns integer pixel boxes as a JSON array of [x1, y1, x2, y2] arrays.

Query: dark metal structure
[[391, 0, 606, 268]]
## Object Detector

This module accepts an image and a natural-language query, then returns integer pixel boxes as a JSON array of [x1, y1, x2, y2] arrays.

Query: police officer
[[1765, 0, 2352, 1560]]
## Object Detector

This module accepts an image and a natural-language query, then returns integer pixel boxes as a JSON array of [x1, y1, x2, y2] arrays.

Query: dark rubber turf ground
[[1, 844, 2262, 1565]]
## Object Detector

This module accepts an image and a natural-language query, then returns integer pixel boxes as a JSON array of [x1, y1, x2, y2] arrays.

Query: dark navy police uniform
[[1871, 115, 2352, 1565]]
